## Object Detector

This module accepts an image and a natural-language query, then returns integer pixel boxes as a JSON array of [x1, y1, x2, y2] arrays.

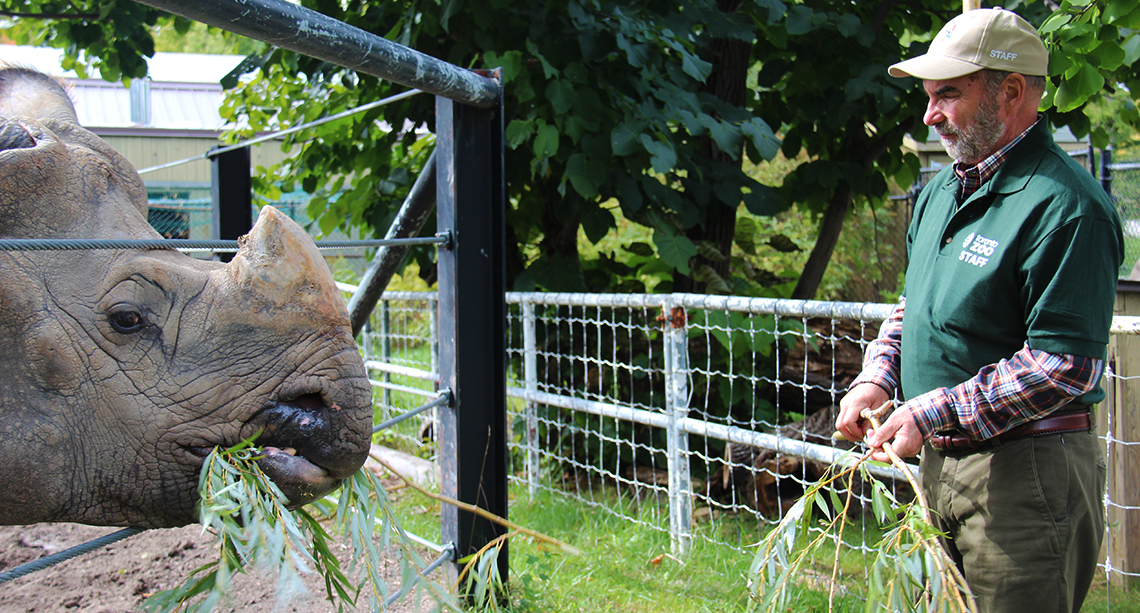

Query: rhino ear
[[0, 66, 79, 124]]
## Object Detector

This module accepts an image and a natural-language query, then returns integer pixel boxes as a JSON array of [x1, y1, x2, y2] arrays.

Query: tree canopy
[[3, 0, 1138, 298]]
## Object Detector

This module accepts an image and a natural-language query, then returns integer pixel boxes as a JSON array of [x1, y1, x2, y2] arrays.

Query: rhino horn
[[228, 206, 349, 323]]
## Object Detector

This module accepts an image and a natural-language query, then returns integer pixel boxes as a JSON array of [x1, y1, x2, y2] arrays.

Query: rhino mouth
[[185, 391, 368, 508]]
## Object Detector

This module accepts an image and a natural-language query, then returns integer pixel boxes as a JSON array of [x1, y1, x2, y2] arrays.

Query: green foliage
[[5, 0, 1138, 297], [747, 452, 975, 613], [151, 20, 261, 56], [1028, 0, 1140, 148], [0, 0, 178, 82], [141, 439, 458, 613]]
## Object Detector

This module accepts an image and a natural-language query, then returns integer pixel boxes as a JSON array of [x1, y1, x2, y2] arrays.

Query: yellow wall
[[98, 135, 292, 185]]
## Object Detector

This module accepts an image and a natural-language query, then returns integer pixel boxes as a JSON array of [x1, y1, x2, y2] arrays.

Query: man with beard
[[835, 8, 1123, 613]]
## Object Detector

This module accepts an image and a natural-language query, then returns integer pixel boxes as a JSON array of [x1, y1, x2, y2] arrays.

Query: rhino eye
[[108, 307, 146, 334]]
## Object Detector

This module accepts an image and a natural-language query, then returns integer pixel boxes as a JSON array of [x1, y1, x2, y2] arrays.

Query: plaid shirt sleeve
[[905, 346, 1103, 440], [849, 297, 904, 395]]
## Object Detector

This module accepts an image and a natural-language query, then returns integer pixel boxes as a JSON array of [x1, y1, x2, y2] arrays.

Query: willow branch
[[861, 402, 977, 613], [368, 452, 581, 555]]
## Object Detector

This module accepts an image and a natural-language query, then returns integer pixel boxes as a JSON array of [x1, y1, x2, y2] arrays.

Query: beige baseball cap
[[889, 8, 1048, 79]]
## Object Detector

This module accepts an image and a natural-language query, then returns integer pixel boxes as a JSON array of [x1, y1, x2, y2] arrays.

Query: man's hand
[[866, 405, 924, 461], [836, 383, 888, 443]]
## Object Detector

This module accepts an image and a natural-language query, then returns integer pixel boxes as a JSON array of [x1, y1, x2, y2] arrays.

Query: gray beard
[[935, 96, 1005, 165]]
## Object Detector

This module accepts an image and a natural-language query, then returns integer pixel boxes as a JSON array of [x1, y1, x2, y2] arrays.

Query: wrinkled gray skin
[[0, 67, 373, 528]]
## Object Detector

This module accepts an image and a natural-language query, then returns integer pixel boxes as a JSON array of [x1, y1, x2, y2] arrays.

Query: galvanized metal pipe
[[503, 291, 896, 322], [131, 0, 500, 107], [523, 301, 540, 498], [347, 151, 438, 336], [662, 295, 693, 556], [506, 387, 906, 483]]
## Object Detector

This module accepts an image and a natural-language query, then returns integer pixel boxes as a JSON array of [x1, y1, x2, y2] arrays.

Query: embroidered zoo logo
[[959, 233, 997, 267]]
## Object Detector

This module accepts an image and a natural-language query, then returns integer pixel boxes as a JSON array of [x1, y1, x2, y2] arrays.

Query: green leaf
[[611, 122, 642, 156], [706, 120, 742, 158], [1105, 0, 1137, 23], [1054, 60, 1105, 112], [681, 52, 713, 82], [652, 229, 698, 275], [616, 32, 650, 68], [835, 13, 861, 37], [1090, 39, 1127, 71], [767, 234, 800, 253], [565, 153, 605, 199], [693, 264, 731, 293], [639, 134, 677, 173], [505, 119, 534, 150], [741, 183, 783, 216], [533, 122, 560, 158], [741, 118, 781, 161], [1039, 12, 1069, 35], [1123, 33, 1140, 66], [526, 40, 559, 78], [624, 242, 655, 257], [785, 5, 816, 35], [546, 79, 577, 115]]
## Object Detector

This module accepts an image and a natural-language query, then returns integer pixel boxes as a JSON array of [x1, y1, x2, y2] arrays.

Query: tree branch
[[0, 10, 98, 19]]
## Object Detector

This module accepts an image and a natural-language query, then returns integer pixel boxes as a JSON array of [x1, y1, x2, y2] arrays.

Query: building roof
[[0, 44, 244, 134]]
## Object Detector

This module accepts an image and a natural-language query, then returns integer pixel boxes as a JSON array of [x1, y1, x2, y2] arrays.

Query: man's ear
[[1000, 73, 1028, 108]]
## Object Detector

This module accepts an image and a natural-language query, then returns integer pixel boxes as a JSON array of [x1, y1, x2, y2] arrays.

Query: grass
[[376, 477, 1140, 613], [381, 480, 885, 612]]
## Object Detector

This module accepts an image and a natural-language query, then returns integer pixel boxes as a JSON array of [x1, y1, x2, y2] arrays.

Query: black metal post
[[347, 151, 438, 336], [1101, 146, 1114, 197], [210, 145, 252, 263], [131, 0, 499, 108], [435, 71, 507, 586]]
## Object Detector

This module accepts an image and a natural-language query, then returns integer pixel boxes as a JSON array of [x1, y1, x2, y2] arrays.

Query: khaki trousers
[[920, 429, 1105, 613]]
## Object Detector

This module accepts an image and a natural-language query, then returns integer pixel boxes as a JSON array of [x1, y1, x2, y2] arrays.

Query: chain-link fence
[[357, 291, 440, 453], [360, 289, 1140, 591], [1112, 161, 1140, 278]]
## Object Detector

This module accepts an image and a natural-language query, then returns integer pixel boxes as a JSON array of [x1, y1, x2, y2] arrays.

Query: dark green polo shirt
[[901, 119, 1123, 405]]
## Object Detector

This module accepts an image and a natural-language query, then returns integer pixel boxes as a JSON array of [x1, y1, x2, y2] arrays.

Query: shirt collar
[[953, 114, 1042, 200]]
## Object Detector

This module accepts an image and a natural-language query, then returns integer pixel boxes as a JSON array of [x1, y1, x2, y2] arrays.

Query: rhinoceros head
[[0, 67, 373, 528]]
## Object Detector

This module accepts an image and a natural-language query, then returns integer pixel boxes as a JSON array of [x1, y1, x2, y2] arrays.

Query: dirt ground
[[0, 519, 448, 613]]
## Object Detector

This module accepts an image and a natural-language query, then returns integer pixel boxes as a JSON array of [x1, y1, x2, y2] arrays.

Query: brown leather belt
[[930, 409, 1091, 453]]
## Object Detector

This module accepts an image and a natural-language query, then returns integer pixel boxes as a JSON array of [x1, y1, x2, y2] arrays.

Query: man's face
[[922, 74, 1005, 165]]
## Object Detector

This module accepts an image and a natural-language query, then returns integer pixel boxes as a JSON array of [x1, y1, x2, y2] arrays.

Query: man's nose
[[924, 99, 944, 127]]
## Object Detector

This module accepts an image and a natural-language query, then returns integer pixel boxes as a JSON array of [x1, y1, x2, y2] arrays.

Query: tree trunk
[[791, 186, 852, 300], [673, 0, 749, 294]]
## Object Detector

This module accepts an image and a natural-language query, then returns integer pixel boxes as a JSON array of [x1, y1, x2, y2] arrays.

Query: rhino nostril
[[284, 392, 325, 413], [0, 122, 35, 152]]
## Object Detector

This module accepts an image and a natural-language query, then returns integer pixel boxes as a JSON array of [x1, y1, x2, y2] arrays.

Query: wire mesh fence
[[1112, 162, 1140, 278], [362, 289, 1140, 592], [358, 291, 440, 453]]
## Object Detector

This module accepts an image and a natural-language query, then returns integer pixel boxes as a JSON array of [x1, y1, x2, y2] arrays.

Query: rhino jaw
[[249, 392, 369, 506], [187, 391, 369, 507]]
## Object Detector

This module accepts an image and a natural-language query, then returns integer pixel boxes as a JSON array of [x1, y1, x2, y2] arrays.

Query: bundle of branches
[[746, 405, 978, 613], [141, 439, 458, 613]]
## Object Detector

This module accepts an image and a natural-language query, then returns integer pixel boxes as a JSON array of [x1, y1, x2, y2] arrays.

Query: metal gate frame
[[132, 0, 509, 585]]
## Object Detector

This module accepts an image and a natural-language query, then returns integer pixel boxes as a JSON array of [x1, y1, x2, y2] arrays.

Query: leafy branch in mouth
[[141, 438, 457, 613]]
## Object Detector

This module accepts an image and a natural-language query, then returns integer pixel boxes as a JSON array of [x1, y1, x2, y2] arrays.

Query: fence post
[[435, 73, 508, 585], [210, 145, 251, 263], [663, 296, 692, 556], [1101, 146, 1114, 197], [1107, 286, 1140, 589], [523, 301, 540, 497], [381, 300, 392, 409]]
